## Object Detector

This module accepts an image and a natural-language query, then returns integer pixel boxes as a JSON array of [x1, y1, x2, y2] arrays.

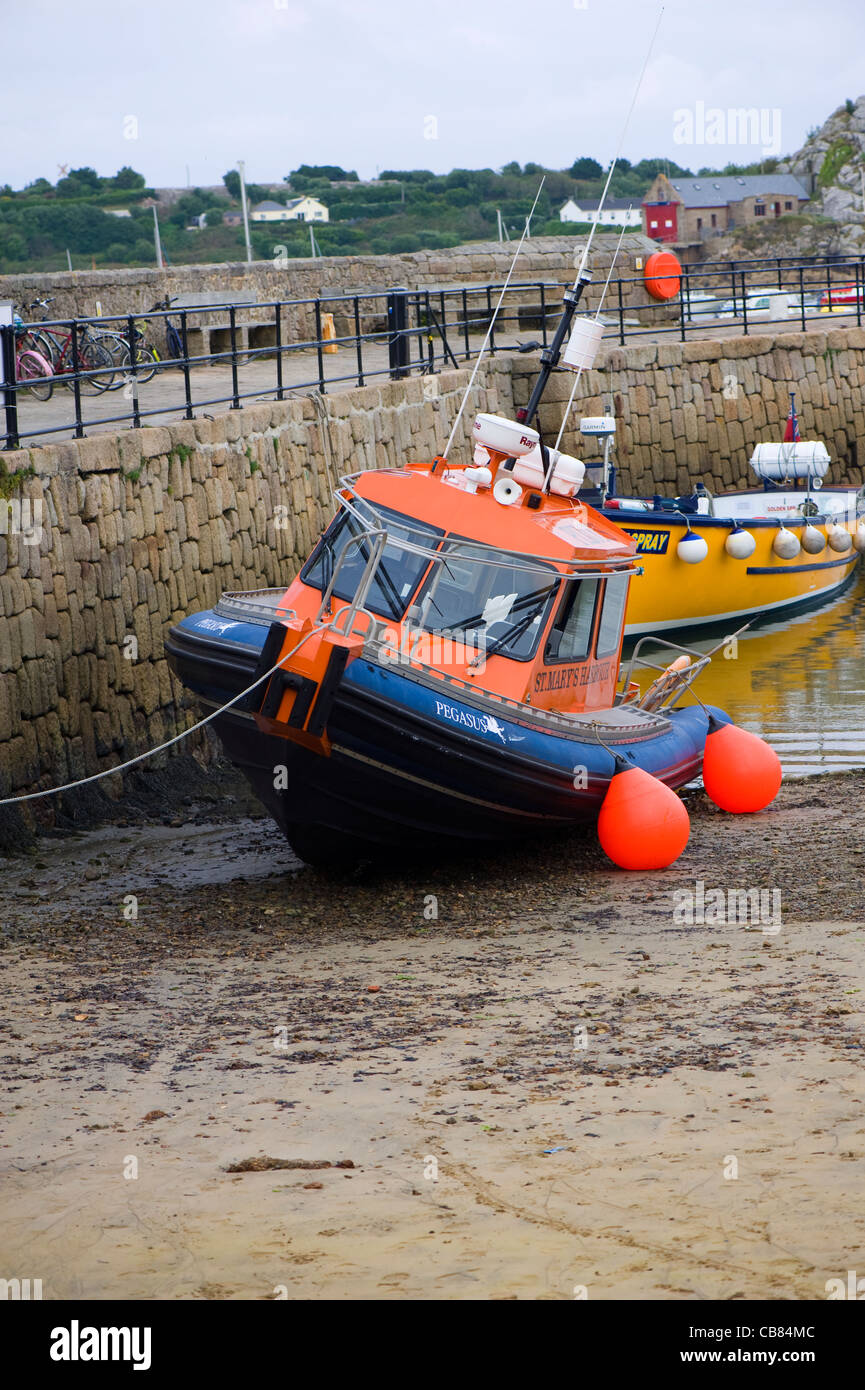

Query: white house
[[560, 197, 641, 227], [250, 196, 330, 223]]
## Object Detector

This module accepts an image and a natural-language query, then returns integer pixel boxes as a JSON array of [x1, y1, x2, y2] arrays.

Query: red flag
[[783, 396, 800, 442]]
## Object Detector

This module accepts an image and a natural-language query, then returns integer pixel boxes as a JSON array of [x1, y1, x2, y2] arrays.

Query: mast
[[517, 8, 664, 429]]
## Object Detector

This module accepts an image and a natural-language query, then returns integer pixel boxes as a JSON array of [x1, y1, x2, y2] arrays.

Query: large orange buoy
[[702, 714, 782, 814], [644, 250, 682, 301], [598, 754, 690, 870]]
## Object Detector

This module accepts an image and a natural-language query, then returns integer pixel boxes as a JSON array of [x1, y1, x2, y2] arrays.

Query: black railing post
[[353, 297, 364, 386], [679, 268, 687, 342], [180, 310, 194, 419], [741, 271, 749, 335], [70, 320, 85, 438], [1, 322, 20, 450], [386, 287, 410, 380], [126, 314, 141, 429], [274, 302, 284, 401], [461, 288, 470, 360], [799, 265, 806, 330], [229, 306, 240, 409], [617, 278, 625, 346], [540, 283, 548, 348], [439, 289, 448, 369], [487, 286, 496, 355], [314, 298, 326, 393], [413, 291, 425, 364], [858, 261, 863, 328]]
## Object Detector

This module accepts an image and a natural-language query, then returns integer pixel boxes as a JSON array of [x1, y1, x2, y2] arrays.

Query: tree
[[69, 166, 102, 190], [223, 169, 241, 200], [112, 166, 146, 190], [205, 208, 223, 227], [288, 164, 357, 183], [501, 161, 522, 176], [569, 157, 603, 180]]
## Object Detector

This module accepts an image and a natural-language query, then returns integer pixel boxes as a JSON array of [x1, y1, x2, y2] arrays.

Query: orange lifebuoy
[[644, 250, 682, 301]]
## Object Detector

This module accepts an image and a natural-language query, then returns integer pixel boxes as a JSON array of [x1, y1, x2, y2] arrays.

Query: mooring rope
[[0, 624, 325, 807]]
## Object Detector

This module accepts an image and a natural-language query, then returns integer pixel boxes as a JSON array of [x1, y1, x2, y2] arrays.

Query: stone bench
[[169, 291, 278, 360]]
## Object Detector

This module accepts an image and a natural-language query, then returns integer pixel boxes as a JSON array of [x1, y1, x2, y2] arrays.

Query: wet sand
[[1, 769, 863, 1300]]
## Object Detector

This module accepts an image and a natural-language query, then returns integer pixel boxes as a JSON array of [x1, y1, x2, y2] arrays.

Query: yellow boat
[[584, 425, 864, 636]]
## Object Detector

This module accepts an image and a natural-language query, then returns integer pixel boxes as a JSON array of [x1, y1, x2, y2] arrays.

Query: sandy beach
[[1, 766, 863, 1300]]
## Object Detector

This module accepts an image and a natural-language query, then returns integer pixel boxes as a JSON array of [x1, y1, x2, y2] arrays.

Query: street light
[[237, 160, 253, 264]]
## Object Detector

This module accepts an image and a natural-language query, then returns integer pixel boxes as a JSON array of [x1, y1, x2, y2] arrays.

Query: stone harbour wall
[[1, 324, 864, 843], [0, 361, 515, 840], [0, 234, 660, 338]]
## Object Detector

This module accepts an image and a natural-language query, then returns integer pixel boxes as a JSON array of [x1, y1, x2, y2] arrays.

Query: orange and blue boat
[[167, 409, 741, 864]]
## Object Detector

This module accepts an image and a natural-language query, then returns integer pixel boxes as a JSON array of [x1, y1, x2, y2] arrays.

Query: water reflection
[[639, 573, 865, 776]]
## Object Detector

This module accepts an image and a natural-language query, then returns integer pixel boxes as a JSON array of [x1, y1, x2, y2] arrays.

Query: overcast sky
[[4, 0, 864, 189]]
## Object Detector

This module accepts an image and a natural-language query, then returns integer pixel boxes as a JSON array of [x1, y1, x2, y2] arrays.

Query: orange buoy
[[702, 715, 782, 814], [598, 754, 690, 870], [644, 250, 682, 301]]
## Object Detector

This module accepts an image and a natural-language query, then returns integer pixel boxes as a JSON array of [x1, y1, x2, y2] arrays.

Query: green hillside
[[0, 156, 777, 275]]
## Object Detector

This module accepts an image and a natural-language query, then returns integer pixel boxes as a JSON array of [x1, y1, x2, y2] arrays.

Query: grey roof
[[252, 200, 288, 211], [563, 196, 635, 211], [663, 175, 809, 208]]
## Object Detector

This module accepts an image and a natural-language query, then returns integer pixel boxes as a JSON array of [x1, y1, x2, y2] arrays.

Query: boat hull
[[604, 496, 861, 636], [166, 611, 722, 862]]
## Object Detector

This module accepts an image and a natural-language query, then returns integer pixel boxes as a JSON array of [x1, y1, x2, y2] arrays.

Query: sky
[[3, 0, 864, 190]]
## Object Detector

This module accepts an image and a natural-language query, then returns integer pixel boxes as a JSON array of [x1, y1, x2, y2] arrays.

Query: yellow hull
[[613, 510, 860, 635]]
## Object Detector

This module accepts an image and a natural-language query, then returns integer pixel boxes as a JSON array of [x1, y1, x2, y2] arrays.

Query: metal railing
[[3, 253, 864, 450], [0, 282, 556, 450]]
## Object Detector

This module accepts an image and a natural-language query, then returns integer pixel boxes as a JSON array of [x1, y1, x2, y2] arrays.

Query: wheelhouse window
[[596, 574, 630, 657], [301, 500, 443, 621], [545, 577, 600, 663], [415, 540, 558, 662]]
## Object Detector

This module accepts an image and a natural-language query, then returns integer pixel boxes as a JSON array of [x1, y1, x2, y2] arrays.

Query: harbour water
[[641, 572, 865, 777]]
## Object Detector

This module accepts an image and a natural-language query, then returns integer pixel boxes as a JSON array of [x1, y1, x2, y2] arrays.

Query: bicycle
[[12, 313, 54, 400], [24, 297, 116, 394], [150, 296, 184, 362]]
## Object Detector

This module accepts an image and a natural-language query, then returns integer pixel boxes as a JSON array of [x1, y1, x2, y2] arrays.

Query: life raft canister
[[644, 250, 682, 301]]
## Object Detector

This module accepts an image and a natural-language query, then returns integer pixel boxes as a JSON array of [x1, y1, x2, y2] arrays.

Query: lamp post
[[238, 160, 253, 264]]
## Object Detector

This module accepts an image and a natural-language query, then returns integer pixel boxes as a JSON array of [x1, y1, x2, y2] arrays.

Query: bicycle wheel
[[33, 329, 62, 368], [16, 349, 54, 401], [76, 339, 115, 394], [114, 342, 159, 386]]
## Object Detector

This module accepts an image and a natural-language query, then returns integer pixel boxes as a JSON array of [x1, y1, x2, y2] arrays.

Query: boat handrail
[[621, 634, 715, 712], [214, 591, 297, 625]]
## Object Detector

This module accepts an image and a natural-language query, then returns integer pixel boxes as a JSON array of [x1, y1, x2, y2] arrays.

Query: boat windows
[[416, 540, 557, 662], [301, 500, 444, 621], [596, 574, 630, 657], [545, 577, 600, 663]]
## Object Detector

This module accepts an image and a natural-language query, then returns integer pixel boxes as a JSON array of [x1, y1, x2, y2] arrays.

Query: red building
[[643, 196, 678, 243]]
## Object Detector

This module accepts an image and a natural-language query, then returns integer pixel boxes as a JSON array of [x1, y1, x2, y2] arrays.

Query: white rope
[[442, 179, 546, 460], [0, 624, 325, 807]]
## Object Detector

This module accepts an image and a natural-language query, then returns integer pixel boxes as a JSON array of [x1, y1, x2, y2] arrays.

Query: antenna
[[552, 212, 631, 454], [442, 178, 546, 460], [573, 6, 664, 289], [520, 5, 664, 431]]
